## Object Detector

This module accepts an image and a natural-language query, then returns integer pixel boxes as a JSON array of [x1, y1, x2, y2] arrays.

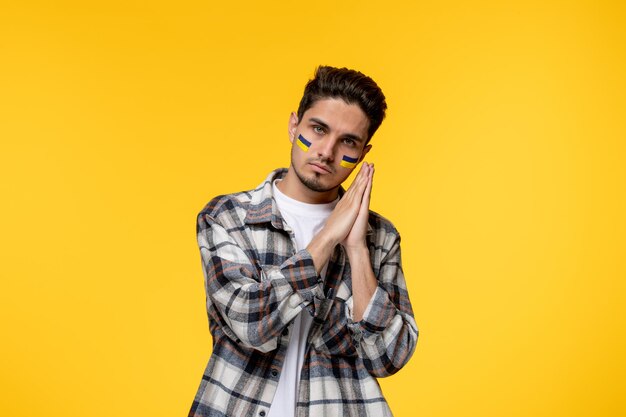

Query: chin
[[296, 169, 339, 193]]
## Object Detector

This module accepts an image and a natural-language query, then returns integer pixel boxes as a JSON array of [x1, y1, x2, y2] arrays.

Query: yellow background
[[1, 1, 625, 416]]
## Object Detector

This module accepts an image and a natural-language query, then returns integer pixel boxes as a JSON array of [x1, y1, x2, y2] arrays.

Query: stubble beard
[[293, 161, 337, 193]]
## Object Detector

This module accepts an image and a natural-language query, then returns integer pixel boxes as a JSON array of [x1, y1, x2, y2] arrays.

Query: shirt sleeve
[[345, 232, 419, 377], [198, 211, 325, 353]]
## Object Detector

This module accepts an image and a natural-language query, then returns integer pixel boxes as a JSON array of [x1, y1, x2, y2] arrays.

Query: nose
[[316, 136, 337, 161]]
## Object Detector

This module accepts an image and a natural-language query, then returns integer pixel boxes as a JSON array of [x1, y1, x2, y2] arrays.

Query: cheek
[[295, 134, 312, 153], [291, 142, 307, 165], [339, 154, 359, 169], [336, 166, 354, 182]]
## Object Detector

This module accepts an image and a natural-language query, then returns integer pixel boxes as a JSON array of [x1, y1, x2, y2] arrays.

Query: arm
[[346, 232, 419, 378], [197, 211, 324, 353], [341, 163, 419, 377]]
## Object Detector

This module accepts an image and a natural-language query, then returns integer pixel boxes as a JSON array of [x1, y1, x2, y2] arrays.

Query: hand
[[319, 162, 373, 247], [306, 162, 373, 275], [343, 162, 373, 251]]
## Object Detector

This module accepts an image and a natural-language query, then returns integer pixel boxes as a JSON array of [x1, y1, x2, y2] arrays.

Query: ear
[[358, 144, 372, 162], [288, 112, 299, 144]]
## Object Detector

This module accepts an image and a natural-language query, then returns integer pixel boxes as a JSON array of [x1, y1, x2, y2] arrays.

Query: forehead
[[301, 98, 370, 138]]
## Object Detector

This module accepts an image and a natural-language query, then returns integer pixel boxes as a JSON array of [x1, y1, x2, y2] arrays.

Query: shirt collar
[[244, 168, 289, 230]]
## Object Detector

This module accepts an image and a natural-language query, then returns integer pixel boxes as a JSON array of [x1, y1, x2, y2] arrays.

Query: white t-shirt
[[267, 180, 339, 417]]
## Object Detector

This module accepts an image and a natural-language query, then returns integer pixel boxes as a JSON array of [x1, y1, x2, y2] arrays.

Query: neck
[[277, 167, 339, 204]]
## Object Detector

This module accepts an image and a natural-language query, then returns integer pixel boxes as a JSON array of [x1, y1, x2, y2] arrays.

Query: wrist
[[318, 228, 341, 248], [307, 230, 339, 275], [344, 242, 369, 259]]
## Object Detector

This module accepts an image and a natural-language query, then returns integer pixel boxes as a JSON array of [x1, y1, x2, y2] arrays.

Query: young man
[[189, 66, 418, 417]]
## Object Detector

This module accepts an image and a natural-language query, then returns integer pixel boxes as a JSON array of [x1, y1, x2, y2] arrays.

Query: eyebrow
[[308, 117, 365, 143]]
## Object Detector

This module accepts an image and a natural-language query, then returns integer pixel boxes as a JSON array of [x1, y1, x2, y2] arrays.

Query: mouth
[[308, 162, 333, 174]]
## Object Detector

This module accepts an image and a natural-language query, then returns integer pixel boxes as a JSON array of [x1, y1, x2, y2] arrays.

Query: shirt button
[[271, 369, 278, 377], [259, 411, 266, 417]]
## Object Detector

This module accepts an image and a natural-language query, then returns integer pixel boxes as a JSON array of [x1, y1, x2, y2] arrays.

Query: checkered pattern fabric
[[189, 168, 418, 417]]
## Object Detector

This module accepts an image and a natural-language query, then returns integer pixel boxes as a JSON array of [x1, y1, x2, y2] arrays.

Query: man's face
[[288, 98, 372, 194]]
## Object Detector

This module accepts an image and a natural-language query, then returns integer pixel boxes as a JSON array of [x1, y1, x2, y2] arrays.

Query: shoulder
[[196, 189, 254, 230], [368, 209, 400, 236], [199, 190, 253, 217], [367, 209, 402, 250], [196, 168, 286, 229]]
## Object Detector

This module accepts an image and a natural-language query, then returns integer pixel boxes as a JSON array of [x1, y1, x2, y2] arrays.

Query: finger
[[361, 164, 373, 212], [352, 163, 371, 201], [349, 162, 368, 189], [344, 163, 370, 202], [359, 162, 373, 195], [342, 164, 365, 202]]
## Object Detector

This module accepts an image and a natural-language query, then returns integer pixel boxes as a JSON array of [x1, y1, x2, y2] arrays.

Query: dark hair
[[297, 66, 387, 142]]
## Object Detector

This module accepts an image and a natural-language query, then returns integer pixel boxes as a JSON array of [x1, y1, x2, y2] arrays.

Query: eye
[[342, 138, 356, 146], [313, 125, 325, 134]]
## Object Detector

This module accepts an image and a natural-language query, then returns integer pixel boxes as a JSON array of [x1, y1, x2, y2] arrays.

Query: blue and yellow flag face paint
[[296, 133, 359, 169], [340, 154, 359, 169], [296, 134, 311, 152]]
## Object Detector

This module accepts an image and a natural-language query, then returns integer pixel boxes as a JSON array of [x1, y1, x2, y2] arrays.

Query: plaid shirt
[[189, 169, 418, 417]]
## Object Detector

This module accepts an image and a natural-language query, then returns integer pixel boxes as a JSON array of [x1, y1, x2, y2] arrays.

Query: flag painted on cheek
[[296, 134, 311, 152], [340, 155, 359, 169]]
